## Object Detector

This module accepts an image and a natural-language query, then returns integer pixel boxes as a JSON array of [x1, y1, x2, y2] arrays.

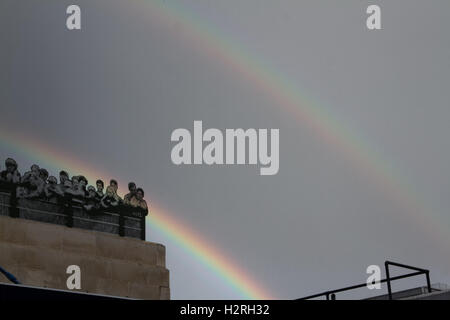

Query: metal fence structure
[[298, 260, 433, 300], [0, 182, 146, 240]]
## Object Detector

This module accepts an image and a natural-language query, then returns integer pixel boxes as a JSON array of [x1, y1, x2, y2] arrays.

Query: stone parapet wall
[[0, 215, 170, 299]]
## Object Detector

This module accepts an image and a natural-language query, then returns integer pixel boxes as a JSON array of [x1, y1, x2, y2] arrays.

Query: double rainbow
[[0, 127, 273, 299], [1, 0, 448, 300]]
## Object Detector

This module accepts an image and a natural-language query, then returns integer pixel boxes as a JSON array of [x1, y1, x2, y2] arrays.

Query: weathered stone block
[[61, 228, 97, 255], [24, 221, 63, 250], [0, 216, 169, 299], [128, 283, 162, 300], [160, 286, 171, 300]]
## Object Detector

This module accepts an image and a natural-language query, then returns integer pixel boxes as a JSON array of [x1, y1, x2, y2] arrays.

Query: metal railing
[[0, 182, 146, 240], [298, 260, 432, 300]]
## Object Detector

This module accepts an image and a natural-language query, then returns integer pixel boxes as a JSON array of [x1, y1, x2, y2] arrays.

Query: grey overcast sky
[[1, 0, 450, 299]]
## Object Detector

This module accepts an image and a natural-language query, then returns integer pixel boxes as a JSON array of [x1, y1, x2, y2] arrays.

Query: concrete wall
[[0, 216, 170, 299]]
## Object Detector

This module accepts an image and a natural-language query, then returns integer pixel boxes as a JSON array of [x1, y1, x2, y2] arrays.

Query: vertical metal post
[[64, 195, 73, 228], [9, 183, 19, 218], [66, 204, 73, 228], [140, 215, 146, 241], [385, 262, 393, 300], [425, 271, 432, 293], [119, 213, 125, 237]]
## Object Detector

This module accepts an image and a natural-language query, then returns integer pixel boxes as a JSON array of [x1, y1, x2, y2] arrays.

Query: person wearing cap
[[0, 158, 21, 184]]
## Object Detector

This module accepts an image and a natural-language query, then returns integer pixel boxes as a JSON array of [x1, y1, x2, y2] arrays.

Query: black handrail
[[0, 182, 146, 240], [298, 260, 432, 300], [384, 260, 431, 300]]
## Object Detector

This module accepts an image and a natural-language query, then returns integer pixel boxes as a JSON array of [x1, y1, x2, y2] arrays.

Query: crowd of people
[[0, 157, 148, 214]]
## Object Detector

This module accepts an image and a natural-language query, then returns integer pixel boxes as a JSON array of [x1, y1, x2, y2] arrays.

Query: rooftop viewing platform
[[0, 157, 170, 299], [0, 157, 148, 239]]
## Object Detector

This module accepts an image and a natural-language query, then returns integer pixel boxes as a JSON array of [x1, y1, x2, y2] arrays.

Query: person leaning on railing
[[39, 168, 49, 183], [129, 188, 148, 215], [109, 179, 122, 204], [65, 175, 88, 205], [0, 156, 149, 218], [83, 185, 100, 212], [44, 176, 64, 203], [95, 179, 104, 199], [21, 164, 40, 184], [123, 182, 137, 206], [17, 165, 45, 199], [58, 171, 70, 192], [0, 158, 21, 184], [100, 186, 120, 210]]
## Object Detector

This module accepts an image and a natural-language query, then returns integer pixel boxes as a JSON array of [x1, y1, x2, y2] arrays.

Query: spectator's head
[[48, 176, 57, 185], [71, 176, 80, 188], [64, 180, 72, 188], [78, 176, 88, 189], [59, 171, 69, 184], [31, 164, 40, 175], [5, 158, 17, 173], [96, 179, 104, 192], [136, 188, 144, 200], [87, 185, 96, 196], [128, 182, 136, 193], [105, 186, 115, 197], [110, 179, 118, 192], [39, 168, 49, 181]]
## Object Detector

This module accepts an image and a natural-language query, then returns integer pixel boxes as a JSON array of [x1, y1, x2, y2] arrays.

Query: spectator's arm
[[44, 186, 51, 198], [100, 196, 109, 208], [24, 183, 44, 199], [12, 171, 21, 184], [54, 185, 65, 197], [65, 188, 76, 196], [140, 201, 149, 216], [74, 189, 85, 198], [20, 172, 30, 184]]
